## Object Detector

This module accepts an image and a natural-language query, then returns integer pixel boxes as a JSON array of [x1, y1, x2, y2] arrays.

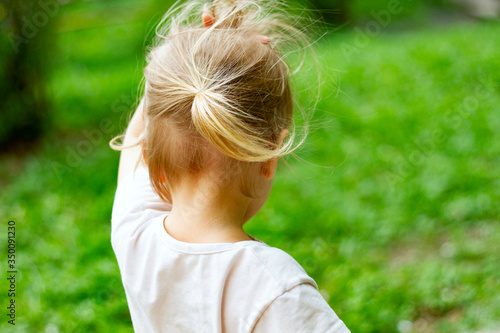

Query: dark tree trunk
[[0, 0, 51, 150]]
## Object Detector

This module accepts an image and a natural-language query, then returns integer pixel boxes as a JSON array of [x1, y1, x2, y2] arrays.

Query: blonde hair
[[111, 0, 315, 201]]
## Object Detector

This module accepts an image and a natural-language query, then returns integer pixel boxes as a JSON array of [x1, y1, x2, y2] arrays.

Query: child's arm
[[117, 98, 146, 184]]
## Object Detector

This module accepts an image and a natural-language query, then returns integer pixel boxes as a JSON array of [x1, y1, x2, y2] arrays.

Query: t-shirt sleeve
[[111, 167, 172, 238], [252, 283, 350, 333]]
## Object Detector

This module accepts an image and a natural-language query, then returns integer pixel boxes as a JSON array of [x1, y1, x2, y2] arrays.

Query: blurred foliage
[[1, 0, 500, 332], [309, 0, 481, 25], [308, 0, 350, 25]]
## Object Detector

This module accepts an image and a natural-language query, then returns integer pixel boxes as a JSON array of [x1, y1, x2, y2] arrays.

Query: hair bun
[[208, 0, 244, 29]]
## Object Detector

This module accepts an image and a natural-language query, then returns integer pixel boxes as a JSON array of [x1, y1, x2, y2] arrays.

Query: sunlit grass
[[1, 11, 499, 333]]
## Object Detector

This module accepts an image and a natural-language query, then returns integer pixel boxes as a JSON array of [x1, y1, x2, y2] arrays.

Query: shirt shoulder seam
[[249, 282, 318, 333]]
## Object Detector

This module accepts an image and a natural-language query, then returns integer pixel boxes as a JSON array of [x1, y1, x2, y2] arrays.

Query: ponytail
[[191, 89, 291, 162]]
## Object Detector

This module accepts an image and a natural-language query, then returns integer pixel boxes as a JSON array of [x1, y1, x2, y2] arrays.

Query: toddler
[[110, 0, 350, 332]]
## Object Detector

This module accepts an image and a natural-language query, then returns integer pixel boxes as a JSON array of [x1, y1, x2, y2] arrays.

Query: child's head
[[119, 0, 311, 205]]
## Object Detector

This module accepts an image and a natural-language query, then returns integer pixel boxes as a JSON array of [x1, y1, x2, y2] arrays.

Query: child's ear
[[260, 158, 278, 180], [278, 129, 289, 145], [141, 143, 148, 165], [260, 129, 289, 179]]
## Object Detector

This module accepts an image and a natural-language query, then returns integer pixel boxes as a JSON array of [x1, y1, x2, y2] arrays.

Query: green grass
[[1, 5, 499, 332]]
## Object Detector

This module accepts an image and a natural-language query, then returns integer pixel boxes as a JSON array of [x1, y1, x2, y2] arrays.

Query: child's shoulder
[[243, 240, 318, 292], [220, 241, 321, 331]]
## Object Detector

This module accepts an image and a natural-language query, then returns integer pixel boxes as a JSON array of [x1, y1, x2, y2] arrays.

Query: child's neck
[[163, 177, 254, 244]]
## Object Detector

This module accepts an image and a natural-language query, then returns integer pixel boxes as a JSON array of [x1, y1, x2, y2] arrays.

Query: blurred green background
[[1, 0, 499, 332]]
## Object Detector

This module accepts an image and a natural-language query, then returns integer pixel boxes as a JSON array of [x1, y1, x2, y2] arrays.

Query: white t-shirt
[[111, 167, 350, 333]]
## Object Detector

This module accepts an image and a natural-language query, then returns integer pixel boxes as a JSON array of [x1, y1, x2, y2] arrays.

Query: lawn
[[1, 2, 499, 332]]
